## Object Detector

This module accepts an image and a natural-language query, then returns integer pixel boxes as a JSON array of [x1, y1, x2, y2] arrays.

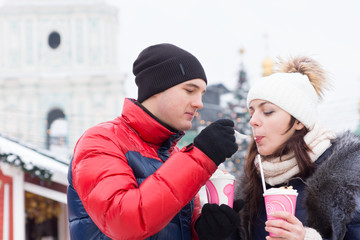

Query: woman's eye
[[264, 111, 274, 115], [185, 89, 193, 93]]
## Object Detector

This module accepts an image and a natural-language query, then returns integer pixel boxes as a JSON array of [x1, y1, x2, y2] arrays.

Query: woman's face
[[248, 99, 304, 156]]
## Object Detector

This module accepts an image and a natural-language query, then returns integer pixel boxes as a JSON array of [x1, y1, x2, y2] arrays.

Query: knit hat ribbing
[[247, 72, 319, 129], [133, 43, 207, 103]]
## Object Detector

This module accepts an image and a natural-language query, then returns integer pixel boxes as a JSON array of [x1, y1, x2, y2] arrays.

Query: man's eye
[[185, 89, 193, 93], [264, 111, 274, 115]]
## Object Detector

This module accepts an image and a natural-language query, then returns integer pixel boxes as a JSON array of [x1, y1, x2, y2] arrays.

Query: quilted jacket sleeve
[[71, 126, 217, 240]]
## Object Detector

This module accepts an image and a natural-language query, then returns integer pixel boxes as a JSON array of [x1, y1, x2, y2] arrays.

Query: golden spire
[[239, 48, 245, 64], [262, 34, 274, 77]]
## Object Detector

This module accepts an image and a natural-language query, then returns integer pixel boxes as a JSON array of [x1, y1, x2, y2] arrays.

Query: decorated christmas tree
[[223, 49, 252, 178]]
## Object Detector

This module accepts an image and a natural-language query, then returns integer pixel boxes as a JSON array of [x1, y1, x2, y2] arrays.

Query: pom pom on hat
[[276, 56, 329, 100], [247, 56, 330, 130], [133, 43, 207, 103]]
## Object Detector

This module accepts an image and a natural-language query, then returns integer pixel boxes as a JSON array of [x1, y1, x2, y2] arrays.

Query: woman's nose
[[249, 113, 260, 127]]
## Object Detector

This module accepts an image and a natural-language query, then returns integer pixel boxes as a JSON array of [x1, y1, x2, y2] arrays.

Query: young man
[[67, 43, 239, 240]]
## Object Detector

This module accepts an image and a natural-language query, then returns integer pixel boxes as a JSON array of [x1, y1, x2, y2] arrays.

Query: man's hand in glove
[[194, 119, 238, 166], [195, 203, 240, 240]]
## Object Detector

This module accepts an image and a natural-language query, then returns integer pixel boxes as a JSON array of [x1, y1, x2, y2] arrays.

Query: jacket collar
[[121, 98, 184, 146]]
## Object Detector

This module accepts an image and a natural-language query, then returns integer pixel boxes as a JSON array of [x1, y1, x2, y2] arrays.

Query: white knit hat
[[247, 72, 319, 129]]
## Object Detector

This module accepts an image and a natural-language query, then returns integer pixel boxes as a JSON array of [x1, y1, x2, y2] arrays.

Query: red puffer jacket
[[69, 98, 217, 240]]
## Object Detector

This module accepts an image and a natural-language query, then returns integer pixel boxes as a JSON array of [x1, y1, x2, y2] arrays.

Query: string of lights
[[0, 153, 53, 183]]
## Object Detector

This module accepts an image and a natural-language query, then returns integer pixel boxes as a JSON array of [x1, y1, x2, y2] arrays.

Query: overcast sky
[[1, 0, 358, 132], [106, 0, 360, 133]]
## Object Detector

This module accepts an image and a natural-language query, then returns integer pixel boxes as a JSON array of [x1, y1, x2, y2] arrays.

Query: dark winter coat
[[233, 131, 360, 240]]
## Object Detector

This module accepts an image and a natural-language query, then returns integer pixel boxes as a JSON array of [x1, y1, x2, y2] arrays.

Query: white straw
[[257, 154, 267, 193]]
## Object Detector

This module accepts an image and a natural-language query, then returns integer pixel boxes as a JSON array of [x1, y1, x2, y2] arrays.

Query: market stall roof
[[0, 134, 69, 186]]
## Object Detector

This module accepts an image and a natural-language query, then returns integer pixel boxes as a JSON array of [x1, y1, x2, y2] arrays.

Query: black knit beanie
[[133, 43, 207, 103]]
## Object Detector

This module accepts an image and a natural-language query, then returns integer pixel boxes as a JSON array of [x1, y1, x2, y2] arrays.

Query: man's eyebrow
[[184, 83, 199, 88]]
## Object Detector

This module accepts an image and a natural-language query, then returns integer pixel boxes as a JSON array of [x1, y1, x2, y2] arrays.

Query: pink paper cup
[[263, 188, 298, 237], [205, 171, 235, 207]]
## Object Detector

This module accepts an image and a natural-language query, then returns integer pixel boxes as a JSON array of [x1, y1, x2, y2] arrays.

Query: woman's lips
[[254, 136, 263, 143]]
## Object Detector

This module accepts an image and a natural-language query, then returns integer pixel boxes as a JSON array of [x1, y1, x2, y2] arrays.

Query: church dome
[[262, 56, 274, 76]]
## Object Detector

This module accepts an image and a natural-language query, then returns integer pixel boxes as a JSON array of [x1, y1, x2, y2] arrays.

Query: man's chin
[[180, 123, 192, 131]]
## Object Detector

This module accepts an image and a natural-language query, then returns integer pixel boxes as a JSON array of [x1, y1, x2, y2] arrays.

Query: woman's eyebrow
[[250, 101, 271, 109], [259, 101, 270, 107]]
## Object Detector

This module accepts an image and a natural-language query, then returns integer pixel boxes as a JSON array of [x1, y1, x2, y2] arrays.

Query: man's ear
[[295, 121, 305, 130]]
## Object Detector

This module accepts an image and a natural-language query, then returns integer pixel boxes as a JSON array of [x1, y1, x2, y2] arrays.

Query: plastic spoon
[[234, 130, 251, 144]]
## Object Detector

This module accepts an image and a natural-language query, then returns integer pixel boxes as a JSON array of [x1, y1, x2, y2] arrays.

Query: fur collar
[[305, 131, 360, 239]]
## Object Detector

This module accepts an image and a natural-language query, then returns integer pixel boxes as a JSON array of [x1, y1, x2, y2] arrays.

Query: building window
[[48, 31, 61, 49], [46, 109, 68, 158]]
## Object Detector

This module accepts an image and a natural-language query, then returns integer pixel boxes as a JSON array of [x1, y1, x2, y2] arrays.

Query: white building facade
[[0, 0, 125, 160], [0, 0, 125, 239]]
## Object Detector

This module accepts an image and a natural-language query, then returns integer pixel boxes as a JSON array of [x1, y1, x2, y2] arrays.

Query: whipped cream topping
[[263, 187, 298, 196], [210, 169, 235, 180]]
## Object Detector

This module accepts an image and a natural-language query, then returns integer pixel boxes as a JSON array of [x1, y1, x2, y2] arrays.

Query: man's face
[[144, 79, 206, 131]]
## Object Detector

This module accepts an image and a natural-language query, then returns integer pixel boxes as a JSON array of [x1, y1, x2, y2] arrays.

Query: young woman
[[234, 56, 360, 239]]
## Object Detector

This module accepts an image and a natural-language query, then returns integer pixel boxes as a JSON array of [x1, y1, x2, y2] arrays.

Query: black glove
[[194, 119, 238, 166], [195, 203, 240, 240], [233, 199, 245, 212]]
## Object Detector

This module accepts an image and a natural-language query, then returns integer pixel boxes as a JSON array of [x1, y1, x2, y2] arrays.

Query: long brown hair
[[243, 116, 313, 224]]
